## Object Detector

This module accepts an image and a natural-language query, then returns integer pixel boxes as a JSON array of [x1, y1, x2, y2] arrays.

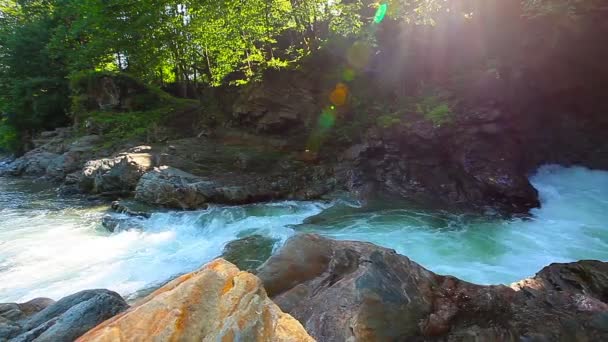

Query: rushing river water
[[1, 165, 607, 303]]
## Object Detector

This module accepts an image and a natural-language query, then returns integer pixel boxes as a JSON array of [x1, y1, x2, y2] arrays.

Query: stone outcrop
[[77, 259, 313, 342], [134, 140, 336, 209], [342, 112, 541, 213], [257, 234, 608, 341], [232, 69, 318, 134], [80, 147, 154, 195], [0, 298, 55, 338], [1, 289, 128, 342], [71, 72, 164, 113], [134, 166, 210, 209], [1, 130, 103, 180]]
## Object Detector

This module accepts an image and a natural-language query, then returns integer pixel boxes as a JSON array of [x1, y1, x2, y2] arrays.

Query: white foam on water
[[0, 165, 607, 302], [308, 165, 608, 284], [0, 197, 327, 302]]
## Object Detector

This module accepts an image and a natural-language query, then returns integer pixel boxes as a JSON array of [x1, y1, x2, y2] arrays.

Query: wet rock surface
[[110, 199, 157, 218], [0, 289, 128, 342], [257, 234, 608, 341], [100, 214, 145, 233], [221, 235, 278, 272], [78, 259, 313, 342]]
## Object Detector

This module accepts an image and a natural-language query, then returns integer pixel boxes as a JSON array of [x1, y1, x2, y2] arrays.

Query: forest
[[0, 0, 600, 151], [1, 1, 608, 341]]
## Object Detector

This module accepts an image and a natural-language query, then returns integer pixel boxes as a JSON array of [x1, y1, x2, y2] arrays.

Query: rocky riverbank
[[2, 234, 607, 341], [1, 51, 607, 216]]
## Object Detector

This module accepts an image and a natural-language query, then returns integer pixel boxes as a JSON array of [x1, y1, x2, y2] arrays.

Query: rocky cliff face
[[257, 234, 608, 341]]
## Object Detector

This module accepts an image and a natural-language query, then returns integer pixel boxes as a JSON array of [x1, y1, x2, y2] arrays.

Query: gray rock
[[8, 289, 128, 342], [101, 214, 145, 232], [0, 316, 21, 341], [134, 166, 211, 209], [80, 151, 154, 194], [258, 234, 608, 341], [0, 298, 54, 323], [5, 152, 61, 177], [1, 131, 101, 180], [110, 200, 156, 218]]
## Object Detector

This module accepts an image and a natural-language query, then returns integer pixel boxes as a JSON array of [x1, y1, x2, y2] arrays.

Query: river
[[1, 165, 607, 303]]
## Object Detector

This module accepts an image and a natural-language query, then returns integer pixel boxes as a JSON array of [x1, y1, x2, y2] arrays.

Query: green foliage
[[415, 96, 452, 126], [5, 0, 598, 152], [79, 106, 179, 149], [0, 118, 19, 152], [376, 114, 403, 128], [84, 110, 163, 140], [71, 70, 196, 146], [0, 0, 71, 148], [522, 0, 606, 18]]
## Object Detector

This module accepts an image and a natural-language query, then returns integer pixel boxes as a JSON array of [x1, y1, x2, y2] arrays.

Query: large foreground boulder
[[257, 234, 608, 341], [78, 259, 313, 341], [1, 289, 128, 342]]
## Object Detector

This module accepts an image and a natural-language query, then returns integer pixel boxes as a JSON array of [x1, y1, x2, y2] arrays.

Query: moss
[[69, 70, 183, 118], [70, 70, 199, 148], [82, 108, 165, 148], [376, 114, 403, 128], [415, 95, 453, 126]]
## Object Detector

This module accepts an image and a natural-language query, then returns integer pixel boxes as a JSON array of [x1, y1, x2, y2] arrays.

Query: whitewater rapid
[[0, 165, 607, 302]]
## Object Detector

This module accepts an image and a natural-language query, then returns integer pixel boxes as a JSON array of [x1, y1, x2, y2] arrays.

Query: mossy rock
[[70, 70, 173, 116], [221, 235, 277, 272]]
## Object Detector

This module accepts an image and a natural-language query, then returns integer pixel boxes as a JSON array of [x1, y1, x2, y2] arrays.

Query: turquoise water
[[0, 165, 607, 302]]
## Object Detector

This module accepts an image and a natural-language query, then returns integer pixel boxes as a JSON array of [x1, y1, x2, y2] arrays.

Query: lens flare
[[374, 3, 388, 24], [329, 83, 349, 107], [318, 106, 337, 129]]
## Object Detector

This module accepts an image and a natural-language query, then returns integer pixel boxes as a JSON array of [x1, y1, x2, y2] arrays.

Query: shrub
[[0, 119, 19, 152], [415, 96, 452, 126]]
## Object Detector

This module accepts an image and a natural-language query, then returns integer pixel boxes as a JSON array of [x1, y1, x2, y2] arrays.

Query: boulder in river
[[1, 289, 128, 342], [80, 148, 154, 195], [110, 199, 157, 218], [77, 259, 313, 341], [134, 166, 211, 209], [101, 214, 145, 233], [257, 234, 608, 341]]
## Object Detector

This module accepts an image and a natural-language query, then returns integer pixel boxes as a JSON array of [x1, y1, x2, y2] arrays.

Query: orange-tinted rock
[[77, 259, 314, 342]]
